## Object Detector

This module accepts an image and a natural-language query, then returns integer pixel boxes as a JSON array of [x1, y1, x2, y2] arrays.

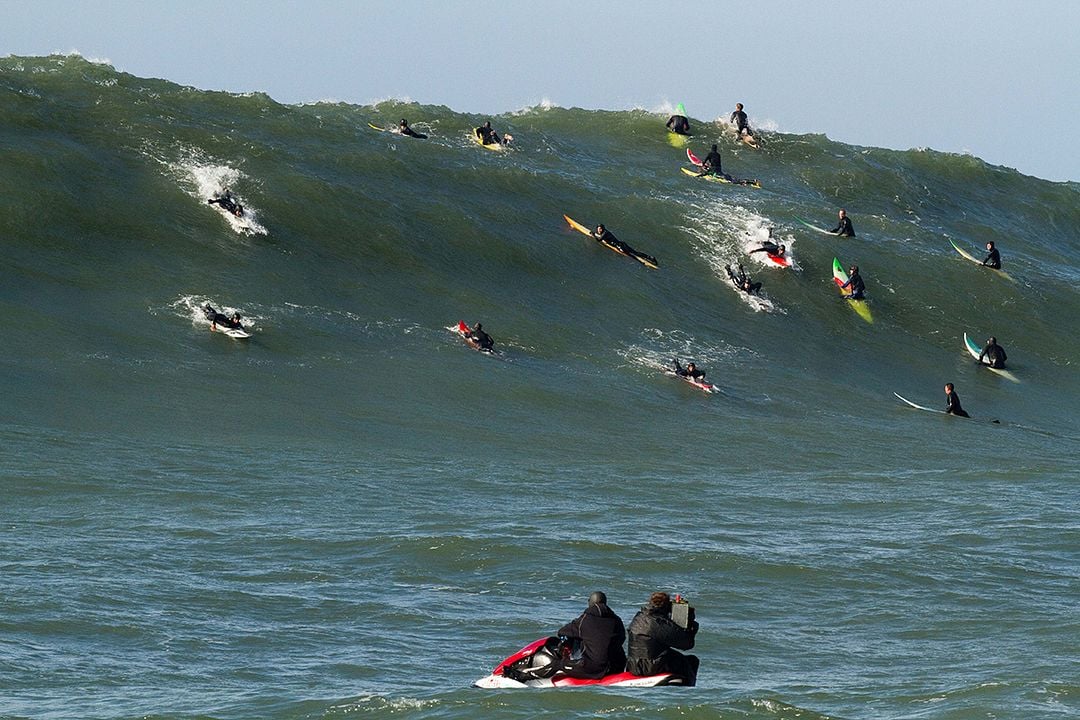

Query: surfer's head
[[945, 383, 955, 393], [988, 336, 997, 344], [711, 144, 718, 151], [986, 241, 995, 249], [736, 103, 743, 110], [839, 209, 847, 217]]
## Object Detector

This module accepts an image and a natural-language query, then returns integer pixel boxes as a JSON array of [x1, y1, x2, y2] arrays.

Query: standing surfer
[[730, 103, 753, 138]]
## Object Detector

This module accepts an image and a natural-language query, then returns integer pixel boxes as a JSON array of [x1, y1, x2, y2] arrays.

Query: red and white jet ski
[[473, 636, 689, 688]]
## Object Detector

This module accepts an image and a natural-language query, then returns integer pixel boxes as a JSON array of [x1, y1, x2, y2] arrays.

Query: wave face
[[2, 54, 1078, 720]]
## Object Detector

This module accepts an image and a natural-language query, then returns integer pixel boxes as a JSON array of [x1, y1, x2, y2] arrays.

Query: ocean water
[[1, 54, 1078, 720]]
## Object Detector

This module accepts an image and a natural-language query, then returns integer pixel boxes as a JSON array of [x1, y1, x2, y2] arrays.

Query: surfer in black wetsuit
[[666, 113, 691, 135], [398, 119, 427, 139], [730, 103, 753, 137], [831, 209, 855, 237], [981, 241, 1001, 269], [208, 189, 244, 217], [699, 144, 723, 176], [944, 383, 970, 417], [673, 359, 706, 382], [749, 240, 786, 258], [203, 304, 244, 331], [840, 265, 865, 300], [726, 264, 762, 295], [593, 224, 658, 267], [977, 337, 1008, 369], [475, 121, 501, 146], [468, 322, 495, 352]]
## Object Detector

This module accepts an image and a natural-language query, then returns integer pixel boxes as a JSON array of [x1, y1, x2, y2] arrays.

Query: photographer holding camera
[[626, 591, 699, 685]]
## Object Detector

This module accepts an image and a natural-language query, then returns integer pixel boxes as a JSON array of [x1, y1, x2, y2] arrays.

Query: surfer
[[944, 383, 970, 417], [981, 241, 1002, 269], [593, 224, 658, 267], [207, 189, 244, 217], [730, 103, 753, 137], [398, 119, 427, 139], [749, 241, 786, 258], [831, 209, 855, 237], [467, 322, 495, 352], [726, 264, 762, 295], [839, 265, 865, 299], [977, 337, 1008, 369], [475, 121, 502, 146], [666, 111, 691, 136], [626, 591, 699, 684], [698, 144, 724, 176], [203, 304, 244, 331], [673, 359, 706, 382], [549, 591, 627, 680]]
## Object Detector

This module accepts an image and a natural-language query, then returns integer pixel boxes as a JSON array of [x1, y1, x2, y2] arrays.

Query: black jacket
[[978, 343, 1007, 369], [982, 247, 1001, 269], [703, 150, 723, 173], [832, 216, 855, 237], [626, 605, 697, 676], [558, 603, 626, 677], [946, 390, 970, 417]]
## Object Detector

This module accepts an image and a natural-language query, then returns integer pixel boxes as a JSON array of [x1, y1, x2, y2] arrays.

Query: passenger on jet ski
[[207, 189, 244, 217], [626, 591, 699, 685], [550, 591, 627, 679], [203, 304, 244, 330]]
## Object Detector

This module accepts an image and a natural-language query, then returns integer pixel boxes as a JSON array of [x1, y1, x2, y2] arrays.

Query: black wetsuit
[[399, 124, 427, 139], [555, 603, 627, 679], [469, 328, 494, 351], [945, 389, 970, 418], [730, 109, 751, 135], [727, 265, 762, 295], [626, 605, 699, 685], [666, 115, 691, 135], [203, 305, 243, 330], [981, 247, 1001, 269], [831, 216, 855, 237], [475, 125, 500, 146], [702, 150, 723, 175], [208, 193, 244, 217], [595, 229, 657, 266], [841, 272, 865, 300], [749, 242, 782, 256], [673, 361, 706, 382], [978, 342, 1008, 369]]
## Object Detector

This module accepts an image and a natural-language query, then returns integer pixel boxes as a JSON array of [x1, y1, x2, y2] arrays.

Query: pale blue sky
[[5, 0, 1078, 181]]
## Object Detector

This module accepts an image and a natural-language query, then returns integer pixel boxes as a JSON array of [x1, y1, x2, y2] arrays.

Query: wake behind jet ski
[[472, 636, 690, 689]]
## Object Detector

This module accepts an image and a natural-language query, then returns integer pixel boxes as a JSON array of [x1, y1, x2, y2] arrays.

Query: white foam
[[157, 148, 268, 236], [173, 295, 257, 332]]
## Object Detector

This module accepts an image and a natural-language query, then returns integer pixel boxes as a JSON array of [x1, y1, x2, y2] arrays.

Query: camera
[[671, 595, 695, 628]]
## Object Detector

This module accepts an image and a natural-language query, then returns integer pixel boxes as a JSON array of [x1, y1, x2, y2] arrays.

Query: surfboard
[[687, 148, 702, 166], [738, 132, 760, 149], [474, 133, 505, 151], [832, 257, 873, 323], [949, 239, 1015, 282], [795, 217, 834, 235], [679, 167, 761, 189], [212, 325, 250, 339], [893, 392, 945, 414], [451, 321, 496, 355], [667, 132, 690, 148], [664, 370, 714, 394], [964, 333, 1019, 383], [368, 122, 386, 132], [562, 214, 658, 269]]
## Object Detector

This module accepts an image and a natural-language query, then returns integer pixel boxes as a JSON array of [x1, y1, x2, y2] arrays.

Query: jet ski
[[473, 636, 689, 688]]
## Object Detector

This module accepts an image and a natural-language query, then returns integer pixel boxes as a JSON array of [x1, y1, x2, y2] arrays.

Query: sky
[[4, 0, 1078, 182]]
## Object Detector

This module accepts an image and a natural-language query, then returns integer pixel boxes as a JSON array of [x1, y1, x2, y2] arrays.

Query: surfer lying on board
[[203, 304, 244, 331], [978, 337, 1008, 369], [730, 103, 753, 137], [698, 144, 723, 177], [398, 119, 427, 139], [726, 264, 762, 295], [593, 225, 658, 267], [749, 241, 786, 258], [207, 189, 244, 217], [467, 322, 495, 352], [830, 209, 855, 237], [839, 265, 866, 299], [944, 383, 970, 417], [666, 113, 691, 135], [981, 241, 1002, 269], [475, 121, 502, 146], [673, 360, 706, 382]]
